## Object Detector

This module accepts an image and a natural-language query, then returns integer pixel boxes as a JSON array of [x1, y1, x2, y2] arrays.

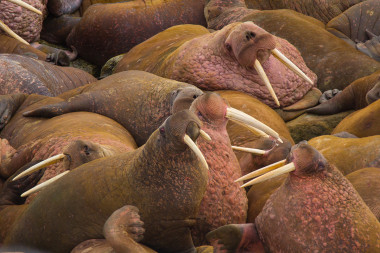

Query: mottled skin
[[40, 15, 81, 45], [245, 0, 365, 24], [218, 90, 293, 175], [115, 22, 317, 108], [255, 141, 380, 252], [187, 93, 247, 245], [326, 0, 380, 47], [23, 70, 203, 146], [332, 99, 380, 137], [309, 135, 380, 175], [66, 0, 207, 65], [1, 110, 208, 253], [346, 168, 380, 220], [0, 54, 96, 96], [47, 0, 82, 16], [307, 71, 380, 115], [205, 0, 380, 92], [0, 0, 45, 42]]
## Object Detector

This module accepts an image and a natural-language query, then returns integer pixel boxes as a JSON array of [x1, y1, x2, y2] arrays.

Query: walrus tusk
[[232, 146, 266, 155], [271, 48, 313, 85], [226, 107, 282, 143], [235, 159, 286, 182], [12, 153, 66, 181], [240, 161, 295, 187], [200, 130, 211, 141], [254, 59, 280, 107], [231, 121, 270, 138], [0, 20, 29, 45], [183, 134, 209, 170], [21, 170, 70, 197], [6, 0, 43, 15]]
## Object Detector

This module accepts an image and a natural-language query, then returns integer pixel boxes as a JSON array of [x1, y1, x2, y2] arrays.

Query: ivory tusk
[[7, 0, 42, 15], [13, 153, 66, 181], [21, 170, 69, 197], [0, 20, 29, 45], [271, 48, 313, 85], [199, 130, 211, 141], [184, 134, 208, 170], [254, 59, 280, 107], [235, 159, 286, 182], [226, 107, 282, 143], [241, 162, 295, 187], [232, 146, 266, 155]]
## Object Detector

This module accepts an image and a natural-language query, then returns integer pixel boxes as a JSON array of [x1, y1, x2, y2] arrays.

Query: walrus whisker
[[183, 134, 209, 170], [12, 153, 66, 181], [235, 159, 286, 182], [226, 107, 282, 143], [199, 130, 211, 141], [241, 162, 295, 187], [21, 170, 70, 197], [0, 20, 29, 45], [271, 48, 313, 85], [231, 146, 266, 155], [253, 59, 280, 107], [6, 0, 43, 15]]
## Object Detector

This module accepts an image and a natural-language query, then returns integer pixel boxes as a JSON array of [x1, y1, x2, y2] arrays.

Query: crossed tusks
[[236, 159, 295, 187], [255, 48, 314, 106], [0, 0, 42, 45], [14, 107, 282, 197]]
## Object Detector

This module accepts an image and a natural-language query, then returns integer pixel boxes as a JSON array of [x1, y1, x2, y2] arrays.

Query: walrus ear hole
[[84, 145, 90, 156], [159, 127, 166, 137]]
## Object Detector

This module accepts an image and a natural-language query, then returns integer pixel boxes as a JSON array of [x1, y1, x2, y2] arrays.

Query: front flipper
[[318, 89, 342, 104], [206, 223, 264, 253], [0, 94, 28, 130]]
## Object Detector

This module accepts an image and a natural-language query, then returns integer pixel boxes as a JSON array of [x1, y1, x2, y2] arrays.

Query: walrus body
[[0, 35, 47, 61], [1, 110, 208, 253]]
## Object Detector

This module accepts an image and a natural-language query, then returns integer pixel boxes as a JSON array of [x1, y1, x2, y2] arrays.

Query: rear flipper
[[0, 94, 28, 130]]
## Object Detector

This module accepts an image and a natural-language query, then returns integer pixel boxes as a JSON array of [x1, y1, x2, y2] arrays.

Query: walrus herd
[[0, 0, 379, 252]]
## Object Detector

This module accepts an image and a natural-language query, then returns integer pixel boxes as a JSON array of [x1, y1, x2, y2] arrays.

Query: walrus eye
[[84, 145, 90, 156], [197, 111, 205, 120], [193, 94, 198, 99], [159, 126, 165, 136], [225, 43, 232, 51]]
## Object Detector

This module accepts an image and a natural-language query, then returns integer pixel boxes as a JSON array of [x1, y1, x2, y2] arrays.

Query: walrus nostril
[[246, 31, 256, 41]]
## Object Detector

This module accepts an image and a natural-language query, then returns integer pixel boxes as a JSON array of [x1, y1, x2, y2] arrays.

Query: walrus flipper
[[0, 94, 28, 129]]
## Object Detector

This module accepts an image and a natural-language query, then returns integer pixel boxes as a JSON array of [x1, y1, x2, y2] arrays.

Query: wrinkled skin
[[309, 135, 380, 175], [0, 0, 45, 43], [245, 0, 365, 24], [115, 22, 317, 108], [0, 110, 208, 253], [66, 0, 207, 65], [255, 142, 380, 252], [356, 32, 380, 62], [308, 71, 380, 115], [346, 168, 380, 220], [31, 42, 78, 66], [205, 0, 380, 92], [0, 54, 96, 96]]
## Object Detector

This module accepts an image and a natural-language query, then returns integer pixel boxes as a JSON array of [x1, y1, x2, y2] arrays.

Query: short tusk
[[254, 59, 280, 107], [226, 107, 282, 143], [235, 159, 286, 182], [271, 48, 313, 85], [21, 170, 69, 197], [0, 20, 29, 45], [232, 146, 266, 155], [184, 134, 208, 170], [199, 130, 211, 141], [13, 153, 66, 181], [7, 0, 43, 15], [241, 162, 295, 187]]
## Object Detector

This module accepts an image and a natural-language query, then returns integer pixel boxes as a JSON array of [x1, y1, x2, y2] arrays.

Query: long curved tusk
[[271, 48, 313, 85], [13, 153, 66, 181], [232, 146, 266, 155], [226, 107, 282, 143], [184, 134, 208, 170], [235, 159, 286, 182], [254, 59, 280, 107], [7, 0, 43, 15], [0, 20, 29, 45], [199, 130, 211, 142], [21, 170, 69, 197], [241, 162, 295, 188]]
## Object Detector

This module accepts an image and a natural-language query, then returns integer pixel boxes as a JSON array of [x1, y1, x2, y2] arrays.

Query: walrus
[[113, 22, 317, 108], [0, 54, 96, 96], [206, 141, 380, 252], [0, 110, 209, 253]]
